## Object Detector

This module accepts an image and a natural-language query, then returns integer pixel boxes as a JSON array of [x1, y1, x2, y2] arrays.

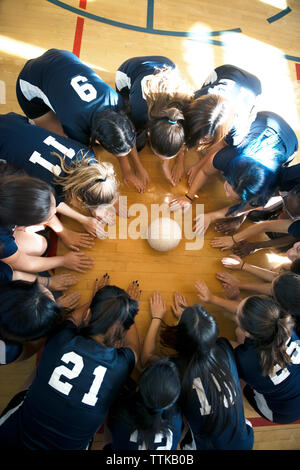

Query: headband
[[168, 120, 177, 125]]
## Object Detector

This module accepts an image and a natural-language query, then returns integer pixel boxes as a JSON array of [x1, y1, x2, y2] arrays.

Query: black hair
[[78, 285, 138, 347], [0, 175, 54, 226], [290, 259, 300, 275], [160, 305, 240, 441], [90, 109, 136, 155], [224, 156, 278, 216], [0, 280, 64, 343], [272, 273, 300, 338], [109, 357, 181, 449], [238, 296, 294, 376]]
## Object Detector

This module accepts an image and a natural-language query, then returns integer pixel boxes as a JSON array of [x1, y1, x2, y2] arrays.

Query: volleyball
[[147, 217, 182, 252]]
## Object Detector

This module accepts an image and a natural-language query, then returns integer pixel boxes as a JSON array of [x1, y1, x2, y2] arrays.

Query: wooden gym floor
[[1, 0, 300, 450]]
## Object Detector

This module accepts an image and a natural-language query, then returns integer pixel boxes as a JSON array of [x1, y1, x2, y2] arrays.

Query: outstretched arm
[[221, 254, 277, 282], [211, 218, 293, 251], [141, 291, 167, 368]]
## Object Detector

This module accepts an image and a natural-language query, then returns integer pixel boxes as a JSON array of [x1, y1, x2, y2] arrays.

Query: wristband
[[185, 194, 193, 202], [241, 262, 245, 271], [152, 317, 162, 321], [231, 235, 237, 245]]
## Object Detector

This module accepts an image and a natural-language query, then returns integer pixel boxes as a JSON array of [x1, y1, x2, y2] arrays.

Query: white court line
[[0, 81, 6, 104]]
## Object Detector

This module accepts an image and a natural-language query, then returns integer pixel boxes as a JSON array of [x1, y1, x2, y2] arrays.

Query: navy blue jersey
[[213, 111, 298, 173], [0, 321, 135, 449], [195, 64, 262, 146], [0, 113, 96, 204], [0, 260, 13, 282], [108, 407, 182, 450], [181, 338, 254, 450], [235, 332, 300, 424], [116, 56, 175, 130], [288, 220, 300, 239], [0, 226, 17, 260], [17, 49, 123, 145], [278, 163, 300, 193]]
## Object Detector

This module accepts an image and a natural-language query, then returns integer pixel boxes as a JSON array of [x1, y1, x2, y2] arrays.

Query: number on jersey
[[48, 351, 107, 406], [269, 339, 300, 385], [29, 135, 76, 175], [70, 75, 97, 102]]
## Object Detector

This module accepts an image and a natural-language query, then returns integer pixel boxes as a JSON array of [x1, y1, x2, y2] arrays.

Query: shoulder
[[116, 347, 136, 368]]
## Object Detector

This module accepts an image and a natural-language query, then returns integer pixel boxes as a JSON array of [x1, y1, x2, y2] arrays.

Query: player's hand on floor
[[127, 280, 142, 301], [221, 254, 244, 270], [48, 273, 77, 291], [58, 291, 81, 310], [171, 291, 188, 320], [195, 280, 213, 303], [216, 272, 241, 288], [210, 236, 234, 251], [81, 216, 107, 238], [59, 228, 95, 251], [92, 273, 110, 297], [136, 166, 150, 189], [193, 213, 211, 235], [171, 161, 185, 186], [123, 171, 147, 193], [232, 241, 259, 258], [62, 251, 95, 273], [149, 291, 167, 320], [169, 195, 192, 212]]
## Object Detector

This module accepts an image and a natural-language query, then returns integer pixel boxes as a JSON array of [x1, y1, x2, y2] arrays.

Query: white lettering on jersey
[[129, 429, 173, 450], [48, 351, 108, 406], [70, 75, 97, 102], [43, 136, 75, 159], [269, 338, 300, 385], [82, 365, 107, 406], [48, 351, 84, 396], [19, 79, 54, 111], [193, 377, 211, 416], [29, 151, 62, 175]]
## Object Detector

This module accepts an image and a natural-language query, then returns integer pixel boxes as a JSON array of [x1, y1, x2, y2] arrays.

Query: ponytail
[[238, 296, 294, 376], [54, 152, 118, 209], [143, 66, 192, 158]]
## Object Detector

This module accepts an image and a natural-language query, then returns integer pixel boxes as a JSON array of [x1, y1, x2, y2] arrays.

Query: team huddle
[[0, 48, 300, 450]]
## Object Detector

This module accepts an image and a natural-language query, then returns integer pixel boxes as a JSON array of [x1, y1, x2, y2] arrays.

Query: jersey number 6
[[70, 75, 97, 102]]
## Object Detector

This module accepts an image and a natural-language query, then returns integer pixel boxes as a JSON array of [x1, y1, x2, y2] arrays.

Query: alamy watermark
[[95, 196, 205, 251]]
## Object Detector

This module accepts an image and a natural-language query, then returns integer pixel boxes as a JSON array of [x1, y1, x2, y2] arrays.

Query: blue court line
[[284, 54, 300, 62], [147, 0, 154, 30], [46, 0, 299, 63], [46, 0, 242, 38], [267, 6, 291, 23]]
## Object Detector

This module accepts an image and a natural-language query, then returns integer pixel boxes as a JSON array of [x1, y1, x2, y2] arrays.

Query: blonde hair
[[54, 152, 118, 209], [143, 66, 193, 116], [142, 66, 193, 157]]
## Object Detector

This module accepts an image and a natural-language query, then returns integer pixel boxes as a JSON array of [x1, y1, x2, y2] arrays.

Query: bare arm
[[211, 219, 294, 251], [141, 292, 167, 368], [2, 249, 94, 274], [243, 262, 276, 282], [124, 323, 140, 364]]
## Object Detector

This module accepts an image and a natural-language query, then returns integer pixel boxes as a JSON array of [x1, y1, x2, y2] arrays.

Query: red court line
[[248, 416, 300, 427], [72, 0, 87, 57], [296, 63, 300, 83]]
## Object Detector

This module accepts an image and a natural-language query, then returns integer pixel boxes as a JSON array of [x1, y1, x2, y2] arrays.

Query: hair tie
[[97, 177, 106, 183], [168, 120, 177, 125]]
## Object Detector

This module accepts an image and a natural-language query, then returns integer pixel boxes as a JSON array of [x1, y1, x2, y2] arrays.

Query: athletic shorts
[[16, 78, 51, 119]]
